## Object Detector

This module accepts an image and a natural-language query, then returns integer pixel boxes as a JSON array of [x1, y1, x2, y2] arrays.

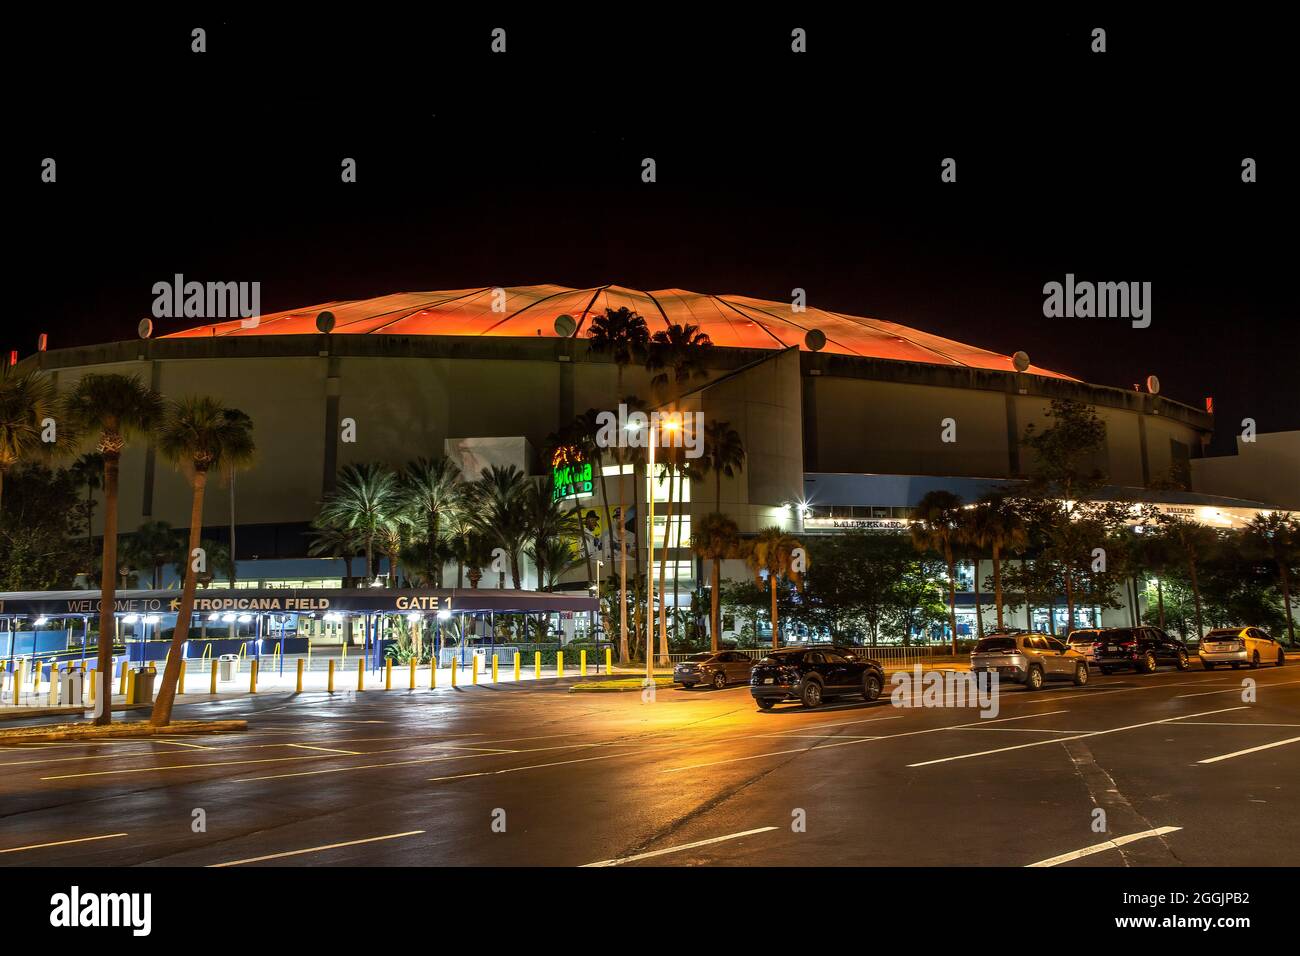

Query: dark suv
[[749, 646, 885, 710], [1092, 626, 1190, 674]]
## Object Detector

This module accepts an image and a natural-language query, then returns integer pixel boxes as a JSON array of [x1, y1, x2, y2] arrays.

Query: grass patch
[[570, 677, 675, 693]]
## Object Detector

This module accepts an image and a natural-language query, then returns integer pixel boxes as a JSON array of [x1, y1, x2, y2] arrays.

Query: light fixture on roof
[[805, 329, 826, 352]]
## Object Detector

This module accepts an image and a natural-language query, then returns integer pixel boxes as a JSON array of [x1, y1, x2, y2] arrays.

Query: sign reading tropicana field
[[551, 458, 593, 502]]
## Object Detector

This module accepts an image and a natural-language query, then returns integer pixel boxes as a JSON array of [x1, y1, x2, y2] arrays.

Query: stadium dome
[[164, 283, 1077, 380]]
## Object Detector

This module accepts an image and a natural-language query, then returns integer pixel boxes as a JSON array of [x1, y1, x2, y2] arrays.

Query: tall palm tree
[[401, 456, 462, 586], [0, 370, 67, 516], [698, 419, 745, 510], [910, 490, 964, 654], [691, 512, 740, 652], [586, 307, 649, 663], [967, 494, 1028, 633], [468, 464, 530, 588], [522, 477, 578, 588], [746, 526, 808, 649], [1243, 512, 1299, 645], [63, 373, 163, 725], [526, 538, 583, 591], [316, 463, 405, 582], [69, 451, 104, 546], [1160, 517, 1219, 643], [150, 396, 255, 726], [220, 408, 254, 585]]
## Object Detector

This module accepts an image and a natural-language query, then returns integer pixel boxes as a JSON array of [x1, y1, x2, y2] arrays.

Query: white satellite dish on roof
[[1012, 350, 1030, 372], [316, 311, 336, 334], [554, 314, 577, 337], [804, 329, 826, 352], [137, 318, 153, 339], [1146, 375, 1160, 395]]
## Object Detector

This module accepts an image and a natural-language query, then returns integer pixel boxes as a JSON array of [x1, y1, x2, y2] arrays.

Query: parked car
[[673, 650, 755, 689], [1092, 626, 1189, 674], [750, 646, 885, 710], [1199, 627, 1286, 670], [969, 634, 1090, 690], [1066, 628, 1104, 664]]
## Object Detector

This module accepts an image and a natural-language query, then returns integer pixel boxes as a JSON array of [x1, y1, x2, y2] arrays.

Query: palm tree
[[63, 373, 163, 725], [910, 490, 964, 654], [316, 463, 405, 582], [1243, 512, 1299, 645], [458, 528, 496, 589], [401, 456, 462, 586], [691, 512, 740, 652], [698, 419, 745, 510], [0, 370, 67, 516], [468, 464, 530, 588], [522, 478, 578, 588], [586, 307, 649, 663], [746, 526, 808, 649], [968, 494, 1028, 632], [1160, 517, 1219, 644], [150, 396, 255, 726], [220, 408, 254, 585], [127, 520, 184, 588], [68, 451, 104, 546], [526, 538, 583, 591], [307, 520, 362, 584]]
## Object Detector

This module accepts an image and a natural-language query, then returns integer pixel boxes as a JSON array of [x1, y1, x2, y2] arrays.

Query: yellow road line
[[0, 833, 127, 855], [208, 830, 424, 867]]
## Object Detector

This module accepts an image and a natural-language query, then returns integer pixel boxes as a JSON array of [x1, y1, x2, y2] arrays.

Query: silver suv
[[970, 634, 1090, 691]]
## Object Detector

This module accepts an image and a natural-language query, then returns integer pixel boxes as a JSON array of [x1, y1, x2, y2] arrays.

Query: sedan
[[1200, 627, 1286, 669], [673, 650, 756, 689]]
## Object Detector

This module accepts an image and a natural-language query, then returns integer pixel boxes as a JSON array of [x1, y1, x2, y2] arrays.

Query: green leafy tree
[[0, 464, 84, 590], [745, 526, 808, 649], [0, 370, 69, 516], [1242, 512, 1300, 645], [690, 512, 740, 652], [910, 490, 964, 652], [316, 462, 405, 582]]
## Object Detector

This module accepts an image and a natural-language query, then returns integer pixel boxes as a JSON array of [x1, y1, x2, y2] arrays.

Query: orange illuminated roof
[[163, 284, 1077, 380]]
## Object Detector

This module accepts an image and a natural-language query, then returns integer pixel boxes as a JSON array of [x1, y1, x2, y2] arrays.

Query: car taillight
[[1120, 641, 1137, 648]]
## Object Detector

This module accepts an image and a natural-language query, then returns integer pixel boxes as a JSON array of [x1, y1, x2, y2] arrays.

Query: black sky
[[10, 12, 1297, 454]]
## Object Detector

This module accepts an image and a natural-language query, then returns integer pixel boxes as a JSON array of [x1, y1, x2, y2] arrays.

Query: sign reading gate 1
[[551, 450, 594, 502]]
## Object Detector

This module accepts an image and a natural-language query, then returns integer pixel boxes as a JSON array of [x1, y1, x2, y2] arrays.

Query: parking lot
[[1, 663, 1297, 867]]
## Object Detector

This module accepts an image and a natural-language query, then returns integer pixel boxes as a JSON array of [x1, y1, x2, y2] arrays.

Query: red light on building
[[38, 333, 48, 351], [1205, 396, 1214, 413], [7, 350, 16, 367]]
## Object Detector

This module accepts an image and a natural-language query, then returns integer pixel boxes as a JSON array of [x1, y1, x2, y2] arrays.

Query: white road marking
[[208, 830, 424, 867], [287, 744, 363, 755], [1026, 826, 1182, 867], [0, 833, 128, 854], [1178, 679, 1300, 698], [581, 827, 778, 867], [1178, 721, 1300, 728], [907, 707, 1249, 767], [1198, 735, 1300, 764], [662, 735, 881, 773]]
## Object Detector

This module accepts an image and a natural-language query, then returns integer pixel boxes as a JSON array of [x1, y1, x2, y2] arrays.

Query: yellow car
[[1199, 627, 1287, 670]]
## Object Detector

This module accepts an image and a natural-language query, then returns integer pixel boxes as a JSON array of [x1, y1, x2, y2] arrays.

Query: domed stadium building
[[19, 282, 1278, 635]]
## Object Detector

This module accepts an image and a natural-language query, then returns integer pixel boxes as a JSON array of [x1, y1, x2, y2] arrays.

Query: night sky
[[10, 13, 1295, 454]]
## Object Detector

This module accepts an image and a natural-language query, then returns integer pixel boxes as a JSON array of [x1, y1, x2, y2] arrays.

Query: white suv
[[1199, 627, 1286, 670]]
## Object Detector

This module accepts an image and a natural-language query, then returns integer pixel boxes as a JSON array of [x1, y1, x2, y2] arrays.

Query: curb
[[0, 719, 248, 743]]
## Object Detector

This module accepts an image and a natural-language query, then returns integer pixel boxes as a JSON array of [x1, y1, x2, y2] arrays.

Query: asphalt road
[[1, 663, 1297, 867]]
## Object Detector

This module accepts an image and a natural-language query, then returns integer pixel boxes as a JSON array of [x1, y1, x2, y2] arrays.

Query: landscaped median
[[0, 720, 248, 744], [570, 676, 675, 693]]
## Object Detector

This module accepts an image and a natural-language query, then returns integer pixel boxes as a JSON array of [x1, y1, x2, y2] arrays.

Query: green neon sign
[[552, 460, 594, 502]]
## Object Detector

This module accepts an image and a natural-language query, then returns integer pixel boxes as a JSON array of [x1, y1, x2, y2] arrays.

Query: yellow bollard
[[606, 647, 612, 673], [534, 651, 541, 679], [385, 658, 393, 690], [557, 651, 564, 678], [125, 666, 136, 705], [513, 652, 521, 681], [119, 660, 128, 696], [179, 660, 187, 696], [49, 664, 60, 706], [14, 660, 25, 703], [209, 658, 218, 695], [327, 658, 336, 693], [357, 658, 364, 692], [249, 659, 259, 694], [472, 655, 479, 685], [296, 657, 305, 693], [429, 656, 437, 689], [451, 657, 457, 687], [87, 664, 95, 706], [580, 650, 587, 677], [492, 654, 499, 683], [409, 658, 416, 690]]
